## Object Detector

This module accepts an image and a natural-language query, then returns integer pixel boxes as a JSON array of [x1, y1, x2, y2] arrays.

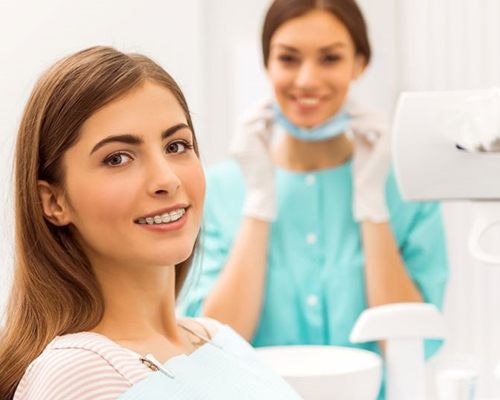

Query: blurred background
[[1, 0, 500, 397]]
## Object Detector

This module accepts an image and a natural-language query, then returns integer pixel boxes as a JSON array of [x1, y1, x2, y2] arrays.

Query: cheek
[[331, 62, 359, 87], [66, 173, 137, 226], [268, 66, 292, 93]]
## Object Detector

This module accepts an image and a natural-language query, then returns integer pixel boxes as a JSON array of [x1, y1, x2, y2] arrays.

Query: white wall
[[199, 0, 272, 165]]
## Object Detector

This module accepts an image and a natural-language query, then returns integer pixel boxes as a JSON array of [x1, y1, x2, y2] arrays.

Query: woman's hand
[[230, 100, 276, 222], [349, 102, 391, 223]]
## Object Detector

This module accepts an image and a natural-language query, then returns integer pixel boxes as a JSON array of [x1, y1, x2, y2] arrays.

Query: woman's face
[[267, 9, 365, 128], [55, 81, 205, 269]]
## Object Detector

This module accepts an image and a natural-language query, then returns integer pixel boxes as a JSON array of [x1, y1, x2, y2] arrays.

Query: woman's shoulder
[[180, 317, 256, 357], [14, 332, 147, 400], [178, 316, 223, 340]]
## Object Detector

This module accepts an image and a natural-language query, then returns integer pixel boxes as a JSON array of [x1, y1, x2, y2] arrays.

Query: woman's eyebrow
[[90, 134, 142, 155], [272, 42, 347, 53], [161, 123, 190, 140], [90, 123, 190, 155], [319, 42, 347, 52], [272, 43, 300, 53]]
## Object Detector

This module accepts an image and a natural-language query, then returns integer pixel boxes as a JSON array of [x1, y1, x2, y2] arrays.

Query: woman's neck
[[272, 133, 353, 172], [93, 265, 179, 342], [89, 260, 188, 360]]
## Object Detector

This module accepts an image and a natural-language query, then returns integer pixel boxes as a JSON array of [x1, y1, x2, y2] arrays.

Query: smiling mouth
[[135, 208, 187, 225], [294, 96, 322, 106]]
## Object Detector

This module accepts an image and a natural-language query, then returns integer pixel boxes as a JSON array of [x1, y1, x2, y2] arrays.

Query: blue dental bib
[[118, 325, 302, 400]]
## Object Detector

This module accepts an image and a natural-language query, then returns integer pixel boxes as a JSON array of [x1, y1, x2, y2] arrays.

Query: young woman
[[0, 46, 301, 400], [181, 0, 448, 365]]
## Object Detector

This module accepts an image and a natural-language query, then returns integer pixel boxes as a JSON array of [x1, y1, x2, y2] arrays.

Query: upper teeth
[[297, 97, 320, 105], [137, 208, 186, 225]]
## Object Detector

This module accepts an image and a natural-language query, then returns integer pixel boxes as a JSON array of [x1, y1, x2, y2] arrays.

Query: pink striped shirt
[[14, 332, 150, 400]]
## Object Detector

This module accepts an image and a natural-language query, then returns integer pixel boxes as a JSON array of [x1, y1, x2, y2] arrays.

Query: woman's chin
[[137, 248, 194, 268], [289, 117, 327, 130], [282, 109, 331, 129]]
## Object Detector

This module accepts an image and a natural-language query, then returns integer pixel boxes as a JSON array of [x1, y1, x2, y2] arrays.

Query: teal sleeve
[[177, 162, 244, 317], [400, 202, 449, 358]]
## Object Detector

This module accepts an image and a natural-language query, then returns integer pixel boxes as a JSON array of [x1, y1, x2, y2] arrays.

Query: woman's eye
[[166, 141, 191, 154], [104, 153, 132, 167], [322, 54, 342, 64], [278, 54, 299, 64]]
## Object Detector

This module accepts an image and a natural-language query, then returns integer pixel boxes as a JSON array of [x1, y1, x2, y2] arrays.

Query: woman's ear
[[352, 54, 367, 80], [37, 180, 72, 226]]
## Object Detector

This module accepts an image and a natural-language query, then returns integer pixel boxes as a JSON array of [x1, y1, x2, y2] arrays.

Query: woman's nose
[[146, 157, 181, 196], [294, 61, 321, 90]]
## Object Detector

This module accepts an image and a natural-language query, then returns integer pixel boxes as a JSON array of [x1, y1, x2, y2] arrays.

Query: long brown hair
[[261, 0, 371, 67], [0, 46, 200, 399]]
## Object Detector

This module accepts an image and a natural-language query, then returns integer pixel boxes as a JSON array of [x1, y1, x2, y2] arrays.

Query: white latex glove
[[230, 100, 276, 222], [348, 100, 391, 223]]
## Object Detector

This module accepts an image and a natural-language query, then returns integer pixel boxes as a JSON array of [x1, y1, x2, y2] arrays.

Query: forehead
[[271, 9, 353, 48], [79, 81, 187, 141]]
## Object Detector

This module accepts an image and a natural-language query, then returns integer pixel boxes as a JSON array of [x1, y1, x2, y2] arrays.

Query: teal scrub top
[[179, 159, 448, 358]]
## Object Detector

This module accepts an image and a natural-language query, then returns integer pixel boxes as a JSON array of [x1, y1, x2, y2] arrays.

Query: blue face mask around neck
[[273, 102, 351, 142]]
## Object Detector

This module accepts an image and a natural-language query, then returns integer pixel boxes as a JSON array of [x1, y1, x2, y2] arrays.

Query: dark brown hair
[[262, 0, 371, 67], [0, 46, 200, 399]]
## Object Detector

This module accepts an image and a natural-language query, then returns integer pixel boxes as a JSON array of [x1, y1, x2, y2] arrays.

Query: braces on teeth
[[137, 209, 186, 225]]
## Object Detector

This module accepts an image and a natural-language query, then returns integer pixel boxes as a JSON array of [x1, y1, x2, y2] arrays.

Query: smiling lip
[[136, 207, 189, 233], [135, 204, 189, 221], [290, 94, 327, 112]]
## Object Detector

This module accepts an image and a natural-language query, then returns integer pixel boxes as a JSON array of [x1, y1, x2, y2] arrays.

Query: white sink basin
[[256, 345, 382, 399]]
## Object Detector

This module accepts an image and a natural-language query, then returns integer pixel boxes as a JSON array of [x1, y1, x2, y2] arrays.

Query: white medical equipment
[[392, 89, 500, 201], [385, 88, 500, 399], [392, 89, 500, 265], [351, 303, 446, 400], [435, 368, 477, 400], [256, 345, 382, 399]]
